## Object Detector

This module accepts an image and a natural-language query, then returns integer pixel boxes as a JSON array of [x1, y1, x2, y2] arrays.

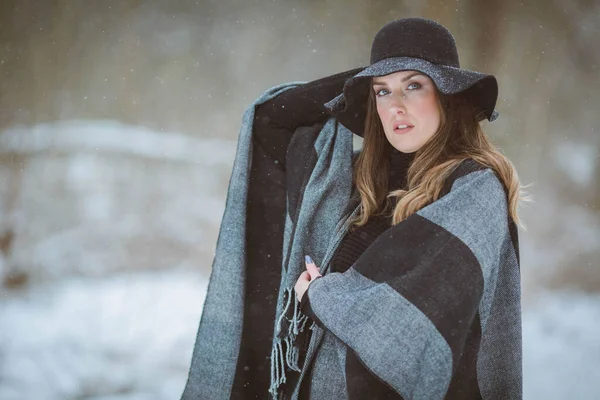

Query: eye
[[407, 82, 422, 90], [374, 88, 389, 97]]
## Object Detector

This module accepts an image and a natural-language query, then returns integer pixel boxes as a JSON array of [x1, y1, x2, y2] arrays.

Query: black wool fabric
[[230, 110, 289, 399]]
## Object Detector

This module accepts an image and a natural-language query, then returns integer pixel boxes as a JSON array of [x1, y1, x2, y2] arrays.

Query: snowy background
[[1, 0, 599, 399]]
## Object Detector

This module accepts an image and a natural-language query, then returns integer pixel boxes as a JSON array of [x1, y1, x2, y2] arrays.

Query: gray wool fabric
[[181, 83, 522, 400]]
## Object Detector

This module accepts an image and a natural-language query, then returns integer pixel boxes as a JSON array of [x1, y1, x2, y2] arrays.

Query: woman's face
[[372, 70, 442, 153]]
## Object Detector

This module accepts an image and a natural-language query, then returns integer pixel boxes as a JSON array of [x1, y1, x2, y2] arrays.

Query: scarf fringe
[[269, 286, 315, 399]]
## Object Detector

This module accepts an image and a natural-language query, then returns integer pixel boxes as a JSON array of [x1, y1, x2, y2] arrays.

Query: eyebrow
[[372, 72, 425, 86]]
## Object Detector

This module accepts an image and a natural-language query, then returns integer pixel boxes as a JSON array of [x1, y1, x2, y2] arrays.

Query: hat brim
[[324, 57, 499, 137]]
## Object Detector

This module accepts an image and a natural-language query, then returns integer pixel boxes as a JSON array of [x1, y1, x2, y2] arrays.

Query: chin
[[386, 132, 422, 154], [390, 142, 421, 154], [398, 148, 418, 154]]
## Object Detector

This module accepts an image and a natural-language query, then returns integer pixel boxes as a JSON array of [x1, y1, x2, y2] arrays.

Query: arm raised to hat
[[252, 69, 356, 169]]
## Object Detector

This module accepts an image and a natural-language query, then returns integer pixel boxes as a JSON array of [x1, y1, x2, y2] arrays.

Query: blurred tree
[[466, 0, 505, 70]]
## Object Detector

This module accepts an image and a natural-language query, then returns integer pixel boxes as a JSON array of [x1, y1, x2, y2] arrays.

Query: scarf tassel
[[269, 286, 315, 399]]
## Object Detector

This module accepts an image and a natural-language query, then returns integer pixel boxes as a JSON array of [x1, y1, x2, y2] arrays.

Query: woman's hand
[[294, 255, 322, 302]]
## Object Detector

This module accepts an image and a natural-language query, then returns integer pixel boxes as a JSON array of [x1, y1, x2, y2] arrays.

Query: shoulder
[[417, 161, 510, 243], [439, 159, 484, 195], [439, 159, 505, 198], [435, 159, 508, 221]]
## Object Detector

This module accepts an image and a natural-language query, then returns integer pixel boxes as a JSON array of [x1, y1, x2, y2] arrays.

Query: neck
[[388, 147, 414, 190]]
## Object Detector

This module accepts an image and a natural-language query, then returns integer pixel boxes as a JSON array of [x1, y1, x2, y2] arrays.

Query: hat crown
[[370, 18, 460, 67]]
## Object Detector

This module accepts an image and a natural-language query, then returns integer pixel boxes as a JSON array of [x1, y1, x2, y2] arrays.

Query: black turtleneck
[[329, 147, 414, 274]]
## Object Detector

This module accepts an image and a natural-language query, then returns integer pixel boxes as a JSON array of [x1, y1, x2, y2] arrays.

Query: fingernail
[[305, 255, 313, 264]]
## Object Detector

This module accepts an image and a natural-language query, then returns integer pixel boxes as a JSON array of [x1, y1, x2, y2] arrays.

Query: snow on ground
[[0, 270, 208, 400], [1, 274, 599, 399], [523, 289, 600, 399]]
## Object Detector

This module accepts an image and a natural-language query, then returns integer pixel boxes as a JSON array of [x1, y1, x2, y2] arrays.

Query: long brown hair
[[348, 79, 530, 230]]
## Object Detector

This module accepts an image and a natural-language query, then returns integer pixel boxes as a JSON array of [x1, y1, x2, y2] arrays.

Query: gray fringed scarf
[[182, 83, 522, 400], [268, 109, 354, 397], [180, 82, 355, 399]]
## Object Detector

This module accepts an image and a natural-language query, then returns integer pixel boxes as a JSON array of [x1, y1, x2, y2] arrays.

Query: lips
[[393, 121, 414, 130], [393, 121, 414, 133]]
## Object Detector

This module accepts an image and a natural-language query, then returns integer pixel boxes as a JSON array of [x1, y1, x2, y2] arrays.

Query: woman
[[182, 17, 525, 400]]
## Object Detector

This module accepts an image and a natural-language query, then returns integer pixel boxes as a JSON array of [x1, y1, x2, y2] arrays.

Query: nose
[[390, 94, 407, 114]]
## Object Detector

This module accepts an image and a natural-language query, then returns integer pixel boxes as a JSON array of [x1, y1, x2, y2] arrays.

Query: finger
[[304, 255, 322, 280], [306, 263, 321, 280], [294, 276, 310, 301], [299, 271, 310, 280], [295, 271, 310, 286], [295, 273, 307, 288]]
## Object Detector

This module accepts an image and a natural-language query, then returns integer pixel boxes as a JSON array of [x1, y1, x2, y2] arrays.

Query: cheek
[[416, 96, 441, 128], [376, 102, 390, 122]]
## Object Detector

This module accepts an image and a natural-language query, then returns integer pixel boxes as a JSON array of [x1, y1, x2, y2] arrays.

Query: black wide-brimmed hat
[[323, 17, 499, 137]]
